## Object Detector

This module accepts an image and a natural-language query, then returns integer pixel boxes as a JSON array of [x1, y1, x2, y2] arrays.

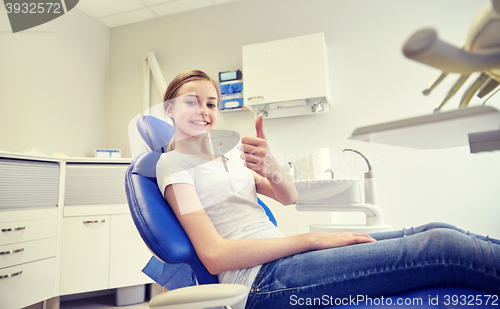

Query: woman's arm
[[165, 183, 375, 275], [250, 169, 297, 205], [241, 115, 298, 205]]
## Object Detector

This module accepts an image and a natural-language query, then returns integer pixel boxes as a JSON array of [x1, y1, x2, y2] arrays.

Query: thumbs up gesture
[[241, 114, 278, 178]]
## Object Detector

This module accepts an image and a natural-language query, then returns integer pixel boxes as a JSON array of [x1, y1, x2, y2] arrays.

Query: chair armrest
[[149, 284, 249, 309]]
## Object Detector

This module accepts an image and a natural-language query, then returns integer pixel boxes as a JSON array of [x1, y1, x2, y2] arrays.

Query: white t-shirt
[[156, 142, 284, 309]]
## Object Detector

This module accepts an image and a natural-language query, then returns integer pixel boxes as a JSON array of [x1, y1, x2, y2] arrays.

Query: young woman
[[156, 70, 500, 309]]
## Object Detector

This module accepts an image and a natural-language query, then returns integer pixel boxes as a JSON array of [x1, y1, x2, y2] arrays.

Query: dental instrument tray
[[349, 106, 500, 150]]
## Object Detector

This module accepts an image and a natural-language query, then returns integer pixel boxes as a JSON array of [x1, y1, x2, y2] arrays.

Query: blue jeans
[[244, 222, 500, 309]]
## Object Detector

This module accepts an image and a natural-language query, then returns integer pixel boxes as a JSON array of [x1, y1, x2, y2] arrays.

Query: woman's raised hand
[[241, 114, 279, 178]]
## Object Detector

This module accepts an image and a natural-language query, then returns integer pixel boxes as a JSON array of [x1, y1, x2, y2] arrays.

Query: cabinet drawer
[[0, 257, 56, 309], [0, 208, 58, 223], [60, 216, 110, 295], [0, 218, 57, 246], [0, 237, 57, 269]]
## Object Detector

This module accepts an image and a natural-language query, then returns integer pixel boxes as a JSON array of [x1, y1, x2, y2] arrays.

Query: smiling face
[[166, 79, 219, 140]]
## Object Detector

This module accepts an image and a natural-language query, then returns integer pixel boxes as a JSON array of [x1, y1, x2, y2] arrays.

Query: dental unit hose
[[343, 149, 378, 206]]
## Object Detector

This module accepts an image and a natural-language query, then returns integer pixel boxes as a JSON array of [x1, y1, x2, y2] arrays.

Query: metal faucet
[[325, 169, 334, 179]]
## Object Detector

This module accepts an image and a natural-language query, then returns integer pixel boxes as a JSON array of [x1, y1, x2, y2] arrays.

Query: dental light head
[[403, 0, 500, 112]]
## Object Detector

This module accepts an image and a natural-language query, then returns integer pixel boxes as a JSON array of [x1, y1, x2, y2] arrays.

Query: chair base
[[115, 284, 146, 306]]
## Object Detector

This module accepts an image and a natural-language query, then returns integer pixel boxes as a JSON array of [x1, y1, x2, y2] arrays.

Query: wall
[[108, 0, 500, 237], [0, 8, 110, 157]]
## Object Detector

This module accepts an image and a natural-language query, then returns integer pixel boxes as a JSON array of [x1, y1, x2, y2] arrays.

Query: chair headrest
[[136, 116, 175, 152], [132, 151, 161, 178]]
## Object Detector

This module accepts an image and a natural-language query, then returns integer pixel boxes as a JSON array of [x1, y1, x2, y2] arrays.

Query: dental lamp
[[402, 0, 500, 112], [351, 0, 500, 153]]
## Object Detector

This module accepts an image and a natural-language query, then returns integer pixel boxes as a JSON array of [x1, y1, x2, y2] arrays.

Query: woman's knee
[[425, 226, 461, 239], [420, 222, 460, 232], [422, 227, 476, 256], [413, 227, 466, 255]]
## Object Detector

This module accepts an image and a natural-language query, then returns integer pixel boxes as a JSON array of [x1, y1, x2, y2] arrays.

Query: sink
[[293, 178, 392, 232], [294, 179, 362, 209]]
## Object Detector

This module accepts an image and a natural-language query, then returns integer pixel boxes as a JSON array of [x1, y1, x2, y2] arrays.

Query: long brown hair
[[164, 70, 221, 152]]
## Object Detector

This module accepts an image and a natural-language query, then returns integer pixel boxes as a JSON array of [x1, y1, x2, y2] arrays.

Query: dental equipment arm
[[477, 77, 500, 98], [434, 74, 470, 112], [402, 28, 500, 74], [403, 1, 500, 111], [423, 72, 448, 96], [459, 73, 490, 109]]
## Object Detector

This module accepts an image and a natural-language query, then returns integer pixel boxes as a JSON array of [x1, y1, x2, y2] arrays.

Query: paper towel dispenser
[[242, 33, 331, 119]]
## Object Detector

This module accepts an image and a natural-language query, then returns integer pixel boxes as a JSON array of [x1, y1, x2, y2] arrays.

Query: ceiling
[[75, 0, 240, 28]]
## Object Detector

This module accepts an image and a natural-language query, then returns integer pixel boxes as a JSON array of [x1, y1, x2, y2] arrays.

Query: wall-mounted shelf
[[349, 106, 500, 149], [220, 106, 248, 113]]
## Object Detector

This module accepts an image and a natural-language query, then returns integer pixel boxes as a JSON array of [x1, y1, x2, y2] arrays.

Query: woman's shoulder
[[159, 149, 180, 159], [157, 150, 178, 165], [157, 150, 202, 172], [156, 150, 197, 184], [158, 150, 188, 166]]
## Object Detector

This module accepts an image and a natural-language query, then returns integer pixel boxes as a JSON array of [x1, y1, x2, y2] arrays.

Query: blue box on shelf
[[219, 70, 242, 83], [221, 94, 244, 110], [219, 79, 243, 96]]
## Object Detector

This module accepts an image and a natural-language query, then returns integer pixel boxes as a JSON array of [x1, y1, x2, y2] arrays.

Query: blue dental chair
[[126, 116, 497, 308], [125, 116, 277, 308], [126, 151, 252, 308]]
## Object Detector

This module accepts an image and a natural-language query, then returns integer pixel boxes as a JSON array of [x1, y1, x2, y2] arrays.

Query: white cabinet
[[109, 214, 152, 289], [0, 208, 59, 309], [0, 153, 152, 307], [60, 161, 152, 296], [59, 215, 110, 295], [242, 33, 331, 119], [59, 213, 152, 295], [0, 155, 60, 309]]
